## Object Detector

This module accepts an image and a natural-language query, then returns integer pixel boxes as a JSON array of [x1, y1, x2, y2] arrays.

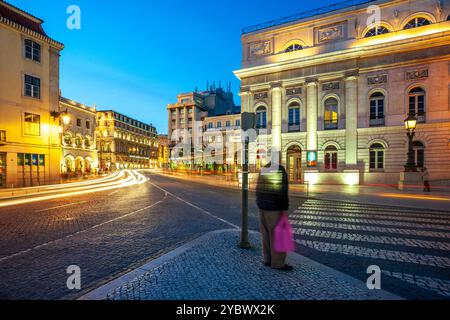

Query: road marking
[[0, 192, 168, 263], [35, 201, 88, 213], [146, 177, 239, 230]]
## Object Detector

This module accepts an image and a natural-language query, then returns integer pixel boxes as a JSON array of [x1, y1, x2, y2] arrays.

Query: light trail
[[0, 170, 147, 208], [380, 193, 450, 202]]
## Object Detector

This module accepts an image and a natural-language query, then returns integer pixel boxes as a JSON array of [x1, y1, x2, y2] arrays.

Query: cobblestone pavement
[[0, 171, 448, 300], [104, 230, 399, 300], [292, 199, 450, 300]]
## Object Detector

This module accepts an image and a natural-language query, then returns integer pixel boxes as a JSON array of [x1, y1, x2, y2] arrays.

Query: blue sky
[[9, 0, 336, 133]]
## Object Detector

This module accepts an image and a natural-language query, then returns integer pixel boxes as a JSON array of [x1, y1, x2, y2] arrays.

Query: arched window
[[288, 102, 301, 132], [324, 146, 338, 171], [370, 143, 385, 170], [404, 17, 431, 29], [284, 43, 303, 53], [370, 92, 385, 126], [408, 87, 426, 122], [84, 137, 91, 149], [63, 133, 72, 146], [324, 98, 338, 130], [256, 106, 267, 129], [413, 141, 425, 168], [447, 15, 450, 21], [365, 26, 390, 37], [75, 136, 82, 148]]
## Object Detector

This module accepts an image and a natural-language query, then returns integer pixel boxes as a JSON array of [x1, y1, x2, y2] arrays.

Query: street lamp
[[404, 113, 418, 172]]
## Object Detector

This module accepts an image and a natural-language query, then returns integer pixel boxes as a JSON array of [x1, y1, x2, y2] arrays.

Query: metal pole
[[240, 135, 251, 249], [405, 131, 416, 171]]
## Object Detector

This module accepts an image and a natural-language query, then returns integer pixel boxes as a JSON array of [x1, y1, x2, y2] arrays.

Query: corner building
[[235, 0, 450, 186]]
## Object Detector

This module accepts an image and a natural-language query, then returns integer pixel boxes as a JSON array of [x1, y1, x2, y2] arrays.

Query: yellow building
[[0, 1, 64, 188], [59, 97, 98, 176], [157, 134, 169, 168], [96, 110, 158, 171]]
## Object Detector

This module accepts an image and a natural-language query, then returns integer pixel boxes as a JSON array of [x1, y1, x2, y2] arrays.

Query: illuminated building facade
[[157, 134, 169, 168], [0, 1, 64, 188], [235, 0, 450, 186], [168, 86, 240, 169], [96, 110, 158, 171], [59, 97, 98, 175]]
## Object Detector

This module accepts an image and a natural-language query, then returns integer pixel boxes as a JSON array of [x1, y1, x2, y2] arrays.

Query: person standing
[[256, 159, 293, 271], [422, 167, 431, 192]]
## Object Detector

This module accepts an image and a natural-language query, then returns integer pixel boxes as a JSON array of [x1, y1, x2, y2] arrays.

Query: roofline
[[0, 0, 44, 24], [242, 0, 385, 35], [97, 110, 157, 129], [60, 96, 96, 113]]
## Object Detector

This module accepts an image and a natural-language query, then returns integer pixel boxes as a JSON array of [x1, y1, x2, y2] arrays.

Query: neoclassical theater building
[[235, 0, 450, 186]]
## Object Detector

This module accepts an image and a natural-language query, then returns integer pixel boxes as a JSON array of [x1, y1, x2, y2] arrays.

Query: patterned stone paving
[[292, 200, 450, 299]]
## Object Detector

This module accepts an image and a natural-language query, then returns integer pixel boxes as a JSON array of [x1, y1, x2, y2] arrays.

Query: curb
[[79, 229, 403, 301]]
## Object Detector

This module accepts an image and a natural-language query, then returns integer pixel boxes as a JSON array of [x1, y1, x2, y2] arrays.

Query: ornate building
[[0, 1, 64, 188], [157, 134, 169, 169], [59, 97, 98, 175], [235, 0, 450, 186], [96, 110, 158, 171]]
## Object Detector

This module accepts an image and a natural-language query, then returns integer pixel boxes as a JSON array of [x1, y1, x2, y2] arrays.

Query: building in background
[[157, 134, 169, 168], [235, 0, 450, 186], [96, 110, 158, 171], [59, 97, 98, 175], [167, 85, 241, 170], [0, 1, 64, 188], [203, 110, 241, 175]]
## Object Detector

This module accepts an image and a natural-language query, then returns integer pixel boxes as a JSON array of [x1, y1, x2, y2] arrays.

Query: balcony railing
[[324, 121, 338, 130], [242, 0, 377, 34], [0, 131, 6, 144], [369, 117, 385, 127]]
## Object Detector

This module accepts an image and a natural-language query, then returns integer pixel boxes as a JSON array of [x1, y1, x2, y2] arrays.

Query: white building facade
[[235, 0, 450, 186]]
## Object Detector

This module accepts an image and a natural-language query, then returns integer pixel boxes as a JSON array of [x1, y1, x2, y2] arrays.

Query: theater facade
[[235, 0, 450, 186]]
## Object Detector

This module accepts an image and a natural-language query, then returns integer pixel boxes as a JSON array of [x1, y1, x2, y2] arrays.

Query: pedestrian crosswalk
[[291, 199, 450, 298]]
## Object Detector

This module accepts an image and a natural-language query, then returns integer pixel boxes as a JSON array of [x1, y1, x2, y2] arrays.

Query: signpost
[[239, 112, 255, 249]]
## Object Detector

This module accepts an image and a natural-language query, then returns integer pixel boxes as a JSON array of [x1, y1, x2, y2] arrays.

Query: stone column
[[344, 73, 358, 168], [343, 72, 360, 185], [306, 78, 318, 152], [239, 88, 251, 113], [271, 84, 282, 154]]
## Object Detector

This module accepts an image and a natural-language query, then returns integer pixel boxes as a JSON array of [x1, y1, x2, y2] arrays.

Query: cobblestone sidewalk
[[82, 230, 401, 300]]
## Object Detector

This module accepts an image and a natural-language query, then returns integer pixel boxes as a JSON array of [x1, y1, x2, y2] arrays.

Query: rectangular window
[[24, 153, 31, 166], [86, 121, 90, 129], [24, 113, 41, 136], [235, 120, 241, 128], [17, 153, 24, 166], [217, 122, 222, 128], [39, 154, 45, 166], [226, 121, 231, 128], [77, 119, 82, 127], [24, 39, 41, 62], [24, 75, 41, 99], [32, 154, 38, 166]]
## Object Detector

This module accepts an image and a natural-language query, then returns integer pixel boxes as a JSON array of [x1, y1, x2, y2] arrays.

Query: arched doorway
[[84, 157, 92, 173], [65, 156, 75, 173], [287, 145, 302, 182], [75, 157, 84, 173]]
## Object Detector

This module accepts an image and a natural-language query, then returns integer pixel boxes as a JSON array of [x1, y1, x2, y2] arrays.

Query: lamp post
[[404, 113, 418, 172]]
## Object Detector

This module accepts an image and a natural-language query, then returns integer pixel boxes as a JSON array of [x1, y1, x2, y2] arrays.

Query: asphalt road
[[0, 172, 449, 300]]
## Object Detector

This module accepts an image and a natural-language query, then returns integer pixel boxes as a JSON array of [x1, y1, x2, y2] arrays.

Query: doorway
[[287, 146, 302, 183]]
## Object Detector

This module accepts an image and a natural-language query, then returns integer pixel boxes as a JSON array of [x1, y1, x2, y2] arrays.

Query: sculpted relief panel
[[249, 40, 273, 58], [317, 23, 345, 44]]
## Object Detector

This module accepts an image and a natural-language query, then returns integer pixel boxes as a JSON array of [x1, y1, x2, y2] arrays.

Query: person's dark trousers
[[259, 210, 287, 269]]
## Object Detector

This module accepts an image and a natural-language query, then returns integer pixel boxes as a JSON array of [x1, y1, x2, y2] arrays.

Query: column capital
[[239, 87, 252, 97], [305, 77, 319, 86], [344, 70, 359, 81], [270, 82, 283, 91]]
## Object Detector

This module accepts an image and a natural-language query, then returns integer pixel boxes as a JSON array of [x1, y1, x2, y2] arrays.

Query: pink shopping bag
[[274, 215, 295, 253]]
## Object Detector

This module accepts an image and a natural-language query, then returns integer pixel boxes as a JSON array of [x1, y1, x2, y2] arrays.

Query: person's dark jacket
[[256, 163, 289, 211]]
